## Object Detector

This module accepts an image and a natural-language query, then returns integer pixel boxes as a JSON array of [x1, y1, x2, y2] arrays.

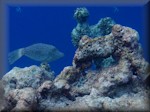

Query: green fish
[[8, 43, 64, 64]]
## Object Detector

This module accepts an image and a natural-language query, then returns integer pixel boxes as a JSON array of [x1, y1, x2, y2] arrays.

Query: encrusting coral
[[0, 8, 150, 111]]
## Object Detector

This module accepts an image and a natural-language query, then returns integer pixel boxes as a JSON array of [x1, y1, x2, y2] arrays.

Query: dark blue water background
[[8, 6, 148, 75]]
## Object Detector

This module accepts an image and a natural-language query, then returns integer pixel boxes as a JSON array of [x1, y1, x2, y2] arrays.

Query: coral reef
[[73, 24, 148, 76], [71, 8, 115, 47], [1, 8, 150, 111], [1, 22, 150, 111]]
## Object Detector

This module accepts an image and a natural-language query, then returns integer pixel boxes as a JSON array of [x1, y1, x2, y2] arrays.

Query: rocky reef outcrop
[[0, 8, 150, 111]]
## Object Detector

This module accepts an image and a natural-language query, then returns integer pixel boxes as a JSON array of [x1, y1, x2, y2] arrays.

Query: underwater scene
[[0, 6, 150, 111]]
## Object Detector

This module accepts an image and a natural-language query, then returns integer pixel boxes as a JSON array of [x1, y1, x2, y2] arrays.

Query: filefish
[[8, 43, 64, 64]]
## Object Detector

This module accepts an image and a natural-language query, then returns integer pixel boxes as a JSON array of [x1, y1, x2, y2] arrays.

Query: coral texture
[[71, 8, 115, 47], [1, 7, 150, 111], [1, 23, 150, 111]]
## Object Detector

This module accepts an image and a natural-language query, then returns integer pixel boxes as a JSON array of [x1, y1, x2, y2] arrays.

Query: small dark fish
[[8, 43, 64, 64]]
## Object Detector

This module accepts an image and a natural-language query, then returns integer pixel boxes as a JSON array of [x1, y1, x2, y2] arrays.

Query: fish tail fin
[[8, 48, 24, 65]]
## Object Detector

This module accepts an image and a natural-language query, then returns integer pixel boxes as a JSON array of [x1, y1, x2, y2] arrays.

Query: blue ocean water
[[8, 6, 148, 75]]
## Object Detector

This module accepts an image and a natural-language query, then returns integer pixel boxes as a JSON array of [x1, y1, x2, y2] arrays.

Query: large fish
[[8, 43, 64, 64]]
